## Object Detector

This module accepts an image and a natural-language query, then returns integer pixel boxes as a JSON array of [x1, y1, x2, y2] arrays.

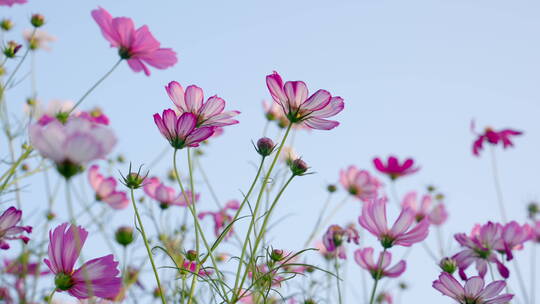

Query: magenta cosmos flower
[[471, 123, 522, 156], [354, 247, 406, 279], [493, 221, 532, 261], [266, 71, 344, 130], [91, 7, 177, 76], [401, 191, 448, 225], [0, 0, 26, 6], [433, 272, 513, 304], [143, 177, 199, 209], [359, 198, 429, 248], [322, 224, 360, 259], [88, 165, 129, 210], [453, 222, 509, 280], [165, 81, 240, 128], [373, 156, 419, 180], [44, 223, 121, 299], [0, 207, 32, 250], [29, 117, 117, 179], [339, 166, 381, 202], [153, 110, 215, 149], [198, 200, 239, 239]]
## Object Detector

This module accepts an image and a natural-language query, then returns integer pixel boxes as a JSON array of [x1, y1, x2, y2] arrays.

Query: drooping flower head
[[359, 197, 429, 248], [88, 165, 129, 209], [432, 272, 513, 304], [143, 177, 199, 209], [471, 122, 523, 156], [453, 222, 509, 280], [373, 156, 419, 180], [198, 200, 240, 239], [29, 117, 117, 179], [354, 247, 406, 279], [322, 224, 360, 259], [165, 81, 240, 128], [91, 7, 177, 76], [339, 166, 381, 202], [493, 221, 532, 261], [0, 0, 26, 6], [153, 110, 215, 149], [44, 223, 121, 299], [401, 191, 448, 225], [266, 71, 344, 130], [0, 207, 32, 250]]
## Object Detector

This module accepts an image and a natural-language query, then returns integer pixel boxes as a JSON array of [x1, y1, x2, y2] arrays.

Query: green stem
[[68, 59, 122, 114], [0, 146, 32, 191], [232, 123, 293, 298], [47, 289, 55, 304], [3, 29, 36, 89], [129, 188, 167, 304], [368, 248, 387, 304], [335, 257, 343, 304]]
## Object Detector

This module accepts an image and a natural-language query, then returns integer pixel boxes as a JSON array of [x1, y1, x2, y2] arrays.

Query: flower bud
[[398, 281, 408, 290], [427, 185, 436, 192], [167, 169, 177, 182], [327, 184, 337, 193], [255, 137, 276, 157], [121, 164, 148, 189], [528, 201, 539, 219], [290, 158, 308, 176], [435, 193, 445, 201], [46, 211, 55, 221], [270, 249, 284, 262], [116, 154, 125, 163], [115, 226, 134, 246], [30, 14, 45, 27], [20, 163, 29, 172], [186, 250, 198, 261], [439, 257, 457, 274], [3, 41, 22, 58], [153, 287, 164, 299], [304, 299, 317, 304], [26, 98, 37, 106], [0, 19, 13, 31]]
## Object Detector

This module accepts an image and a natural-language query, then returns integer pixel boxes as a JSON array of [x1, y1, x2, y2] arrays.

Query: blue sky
[[2, 0, 540, 303]]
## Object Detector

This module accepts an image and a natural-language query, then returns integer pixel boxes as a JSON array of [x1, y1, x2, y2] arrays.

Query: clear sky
[[3, 0, 540, 303]]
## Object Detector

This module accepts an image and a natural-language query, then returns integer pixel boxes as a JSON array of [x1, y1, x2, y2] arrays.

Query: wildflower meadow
[[1, 1, 539, 304]]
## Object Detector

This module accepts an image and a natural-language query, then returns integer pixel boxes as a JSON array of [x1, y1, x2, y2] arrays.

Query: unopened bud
[[327, 184, 337, 193], [186, 250, 198, 261], [115, 226, 134, 246], [30, 14, 45, 27], [290, 158, 308, 176], [3, 41, 22, 58], [427, 185, 436, 192], [121, 164, 148, 189], [0, 19, 13, 31], [255, 137, 276, 157], [270, 249, 284, 262], [439, 257, 457, 274], [528, 202, 539, 219], [46, 211, 55, 221]]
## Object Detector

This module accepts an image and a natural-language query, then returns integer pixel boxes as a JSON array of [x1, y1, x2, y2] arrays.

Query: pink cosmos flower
[[354, 247, 406, 279], [91, 7, 177, 76], [401, 191, 448, 225], [359, 198, 429, 248], [44, 223, 121, 299], [266, 71, 344, 130], [339, 166, 381, 202], [322, 224, 360, 259], [0, 210, 28, 244], [0, 0, 26, 6], [182, 261, 212, 276], [0, 207, 32, 250], [373, 156, 419, 180], [153, 110, 215, 149], [198, 200, 240, 238], [453, 222, 509, 280], [471, 122, 522, 156], [23, 29, 56, 51], [75, 108, 110, 125], [29, 117, 117, 178], [433, 272, 513, 304], [165, 81, 240, 127], [376, 292, 393, 304], [533, 220, 540, 243], [143, 177, 199, 209], [0, 287, 12, 304], [3, 259, 50, 276], [88, 165, 129, 210], [493, 221, 532, 261]]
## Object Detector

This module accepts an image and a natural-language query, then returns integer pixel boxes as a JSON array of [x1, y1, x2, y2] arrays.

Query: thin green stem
[[69, 59, 122, 114], [368, 248, 387, 304], [47, 289, 55, 304], [0, 146, 32, 191], [335, 257, 343, 304], [3, 29, 36, 89], [304, 192, 333, 247], [129, 188, 167, 304]]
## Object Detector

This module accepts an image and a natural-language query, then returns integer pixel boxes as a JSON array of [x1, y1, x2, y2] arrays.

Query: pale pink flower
[[165, 81, 239, 128], [339, 166, 381, 202], [471, 122, 522, 156], [376, 292, 393, 304], [88, 165, 129, 210], [533, 220, 540, 243], [198, 200, 240, 238], [25, 99, 74, 122], [91, 7, 177, 76], [75, 108, 110, 125], [266, 71, 344, 130], [44, 223, 121, 299], [0, 207, 32, 250], [373, 156, 419, 180], [322, 224, 360, 259], [3, 259, 50, 276], [262, 100, 283, 122], [433, 272, 513, 304], [153, 110, 215, 149], [359, 197, 429, 248], [143, 177, 199, 208], [354, 247, 406, 279], [23, 29, 56, 50], [493, 221, 532, 261], [29, 117, 116, 178], [0, 0, 26, 6], [453, 222, 509, 279], [401, 191, 448, 225]]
